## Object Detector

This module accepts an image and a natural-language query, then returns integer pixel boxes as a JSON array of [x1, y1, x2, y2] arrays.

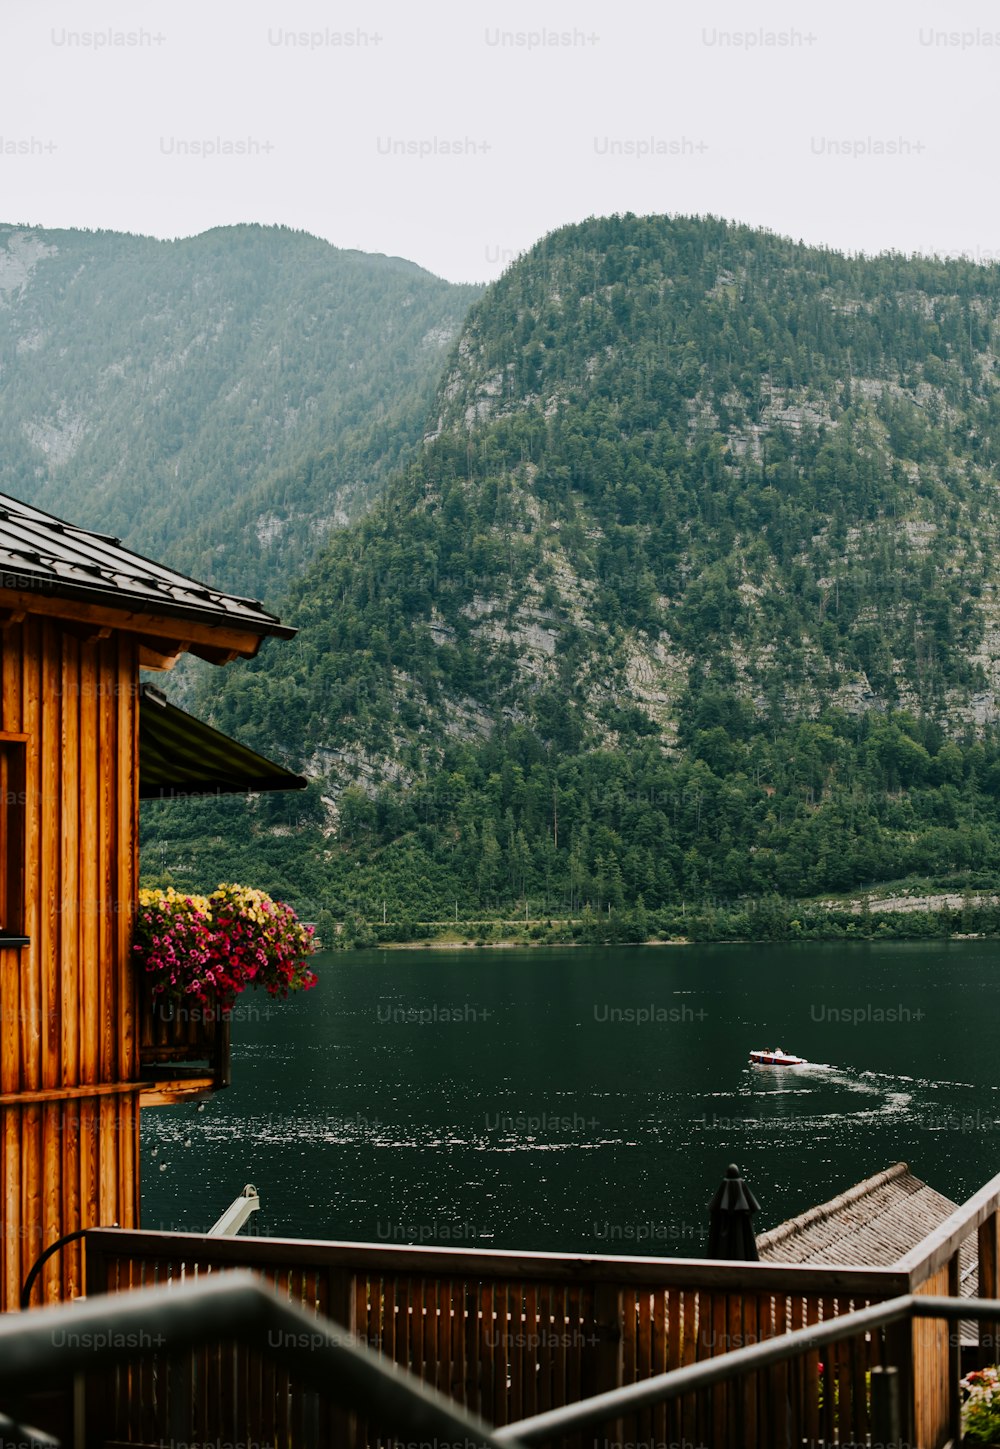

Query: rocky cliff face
[[227, 214, 1000, 801], [144, 217, 1000, 914]]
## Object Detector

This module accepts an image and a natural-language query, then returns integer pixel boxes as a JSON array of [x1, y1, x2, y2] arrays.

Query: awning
[[139, 684, 308, 799]]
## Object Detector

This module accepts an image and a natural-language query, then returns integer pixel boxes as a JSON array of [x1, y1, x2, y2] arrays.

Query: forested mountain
[[141, 214, 1000, 936], [0, 223, 479, 598]]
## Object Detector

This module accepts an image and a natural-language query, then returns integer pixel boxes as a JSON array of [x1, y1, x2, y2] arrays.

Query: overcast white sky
[[2, 0, 998, 284]]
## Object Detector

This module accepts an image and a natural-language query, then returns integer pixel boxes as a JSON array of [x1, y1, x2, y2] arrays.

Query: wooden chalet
[[0, 493, 303, 1312]]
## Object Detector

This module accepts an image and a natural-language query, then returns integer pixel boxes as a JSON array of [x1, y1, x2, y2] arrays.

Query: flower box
[[133, 884, 317, 1007], [135, 885, 315, 1092], [138, 975, 231, 1088]]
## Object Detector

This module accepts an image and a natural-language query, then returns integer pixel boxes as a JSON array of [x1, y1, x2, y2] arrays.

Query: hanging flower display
[[134, 884, 317, 1006]]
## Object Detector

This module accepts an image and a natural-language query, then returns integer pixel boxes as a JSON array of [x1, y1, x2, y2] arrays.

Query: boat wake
[[857, 1068, 977, 1091]]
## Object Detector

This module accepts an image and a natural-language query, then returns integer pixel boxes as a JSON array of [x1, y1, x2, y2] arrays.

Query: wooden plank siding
[[0, 619, 140, 1311]]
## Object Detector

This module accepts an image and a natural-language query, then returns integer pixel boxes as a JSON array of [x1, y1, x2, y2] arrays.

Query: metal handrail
[[496, 1292, 1000, 1444], [0, 1269, 520, 1449], [20, 1228, 91, 1310], [0, 1411, 59, 1449]]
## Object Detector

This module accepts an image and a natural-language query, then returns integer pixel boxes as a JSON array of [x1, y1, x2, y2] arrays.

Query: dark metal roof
[[0, 493, 294, 639], [139, 685, 308, 798]]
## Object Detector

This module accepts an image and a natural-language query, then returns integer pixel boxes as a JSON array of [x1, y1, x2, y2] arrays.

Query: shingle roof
[[758, 1162, 978, 1338], [757, 1162, 962, 1268], [0, 493, 293, 639]]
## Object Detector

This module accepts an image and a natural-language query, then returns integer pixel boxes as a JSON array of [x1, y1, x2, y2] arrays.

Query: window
[[0, 735, 27, 944]]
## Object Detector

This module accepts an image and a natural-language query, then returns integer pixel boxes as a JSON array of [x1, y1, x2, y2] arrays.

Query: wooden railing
[[84, 1229, 905, 1447], [895, 1167, 1000, 1447], [81, 1164, 1000, 1448]]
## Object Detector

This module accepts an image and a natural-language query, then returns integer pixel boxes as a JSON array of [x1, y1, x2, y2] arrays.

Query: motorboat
[[749, 1047, 806, 1066]]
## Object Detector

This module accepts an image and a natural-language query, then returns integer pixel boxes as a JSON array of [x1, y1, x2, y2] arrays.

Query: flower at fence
[[961, 1365, 1000, 1444], [134, 885, 317, 1006]]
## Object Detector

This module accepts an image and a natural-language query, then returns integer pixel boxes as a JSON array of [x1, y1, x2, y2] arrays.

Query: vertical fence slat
[[635, 1287, 651, 1446], [430, 1274, 444, 1401], [414, 1275, 428, 1397], [979, 1209, 1000, 1365], [448, 1275, 464, 1409], [711, 1291, 727, 1446], [853, 1300, 873, 1443], [803, 1293, 821, 1448], [566, 1282, 582, 1410], [726, 1288, 744, 1449], [493, 1279, 509, 1427], [784, 1294, 801, 1444], [465, 1277, 481, 1418], [525, 1281, 539, 1419], [257, 1272, 277, 1449], [508, 1275, 524, 1424], [650, 1286, 667, 1449], [382, 1274, 396, 1362], [948, 1250, 962, 1447], [741, 1292, 758, 1449], [326, 1265, 357, 1448], [681, 1287, 698, 1449], [621, 1286, 637, 1398], [480, 1279, 495, 1424], [399, 1273, 413, 1379], [756, 1291, 777, 1448], [833, 1297, 851, 1442]]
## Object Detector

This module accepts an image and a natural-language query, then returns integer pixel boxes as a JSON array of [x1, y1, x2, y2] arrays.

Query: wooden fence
[[84, 1230, 903, 1448], [80, 1165, 1000, 1448]]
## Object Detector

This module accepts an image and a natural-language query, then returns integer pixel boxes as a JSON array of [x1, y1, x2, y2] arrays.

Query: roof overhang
[[0, 493, 295, 652], [0, 587, 290, 662], [139, 685, 308, 799]]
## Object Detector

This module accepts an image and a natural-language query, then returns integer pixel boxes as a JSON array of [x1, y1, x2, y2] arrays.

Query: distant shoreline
[[378, 937, 691, 950], [327, 891, 1000, 950]]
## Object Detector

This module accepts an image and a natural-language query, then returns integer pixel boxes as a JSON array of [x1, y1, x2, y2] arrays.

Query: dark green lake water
[[140, 941, 1000, 1254]]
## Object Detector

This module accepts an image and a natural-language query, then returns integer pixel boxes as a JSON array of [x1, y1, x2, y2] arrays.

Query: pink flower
[[134, 885, 316, 1007]]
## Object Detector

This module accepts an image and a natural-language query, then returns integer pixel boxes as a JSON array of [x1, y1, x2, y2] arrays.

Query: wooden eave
[[0, 586, 277, 662]]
